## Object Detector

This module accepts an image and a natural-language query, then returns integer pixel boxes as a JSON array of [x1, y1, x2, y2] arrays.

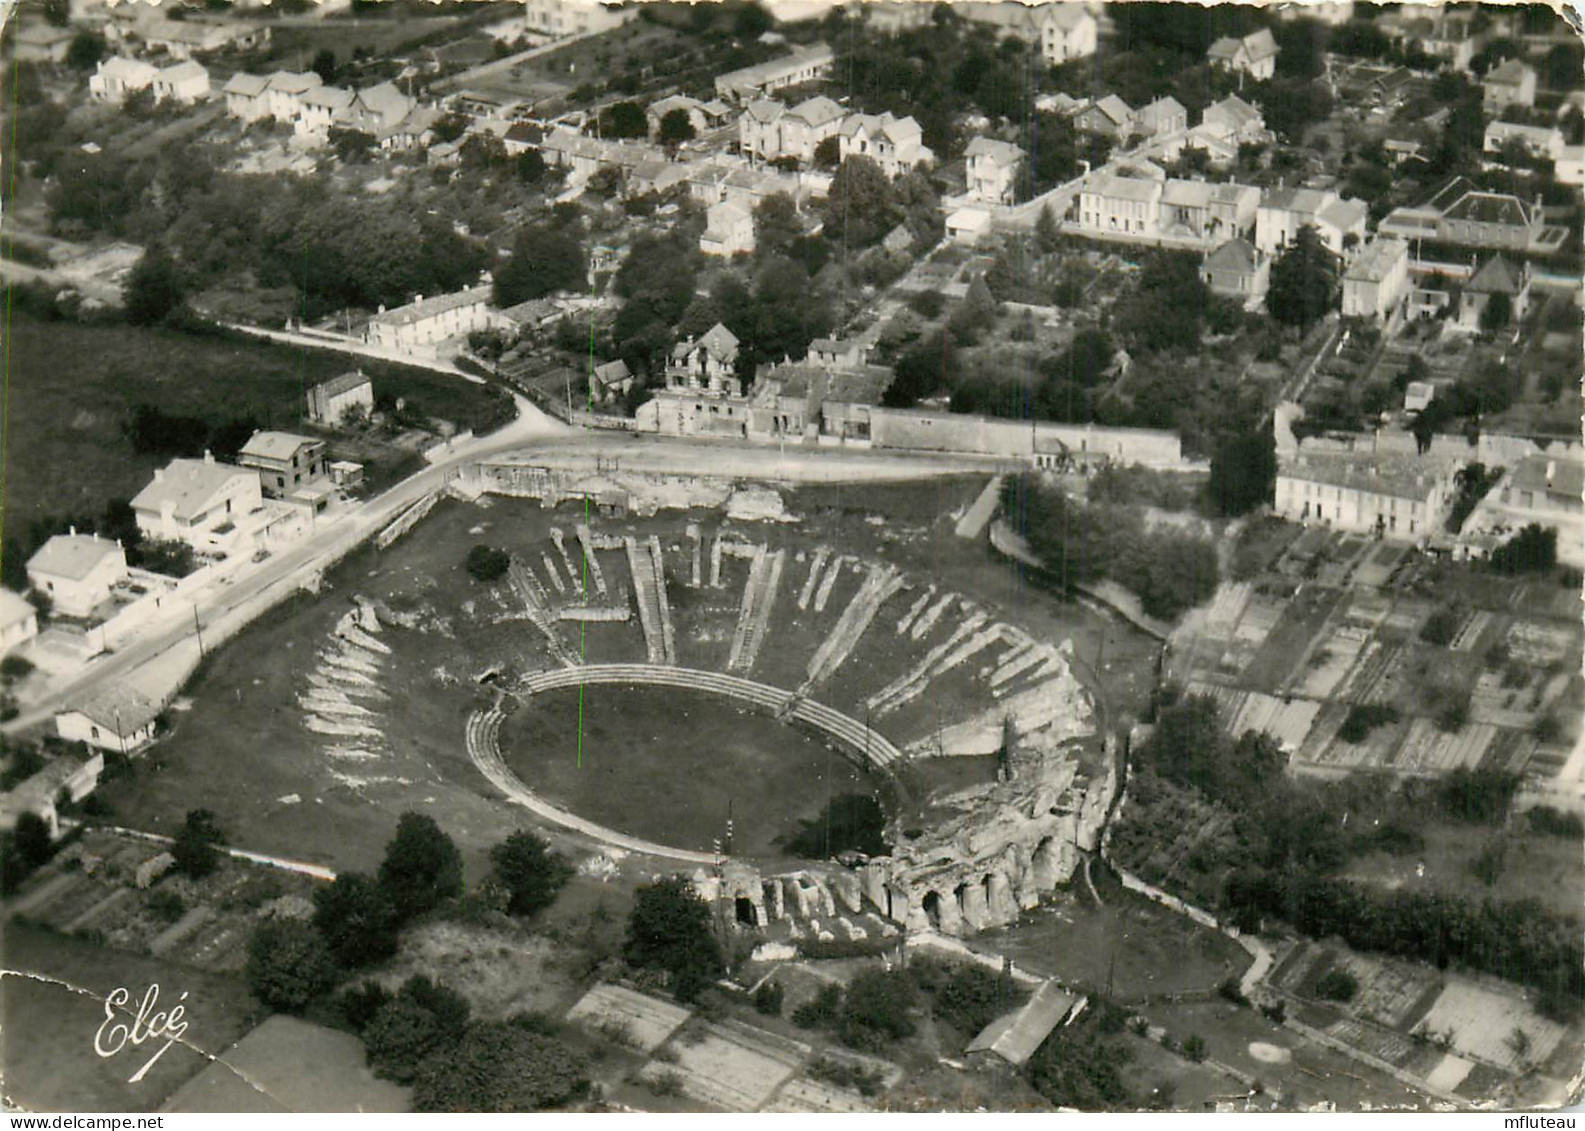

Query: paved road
[[5, 414, 1000, 733]]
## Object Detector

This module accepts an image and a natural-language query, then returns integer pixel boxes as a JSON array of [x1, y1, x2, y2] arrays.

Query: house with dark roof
[[838, 112, 929, 178], [747, 339, 895, 445], [1456, 254, 1531, 333], [1073, 94, 1134, 140], [26, 533, 128, 619], [345, 82, 416, 135], [1380, 177, 1548, 252], [1200, 237, 1270, 304], [590, 359, 634, 401], [639, 324, 749, 437]]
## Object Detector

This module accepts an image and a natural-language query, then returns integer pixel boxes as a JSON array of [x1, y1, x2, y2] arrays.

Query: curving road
[[5, 403, 1003, 735]]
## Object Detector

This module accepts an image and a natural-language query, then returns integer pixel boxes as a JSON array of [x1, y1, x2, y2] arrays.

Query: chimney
[[415, 294, 424, 304], [69, 525, 77, 537], [204, 450, 214, 464], [1546, 460, 1557, 484], [154, 468, 165, 483]]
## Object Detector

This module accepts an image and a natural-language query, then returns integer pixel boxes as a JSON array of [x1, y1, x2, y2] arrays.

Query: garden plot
[[1294, 623, 1370, 699], [1388, 719, 1498, 774], [1469, 670, 1539, 730], [566, 983, 691, 1053], [1353, 542, 1409, 589], [1416, 980, 1568, 1074], [639, 1020, 807, 1111], [1505, 620, 1576, 666], [1185, 682, 1322, 753]]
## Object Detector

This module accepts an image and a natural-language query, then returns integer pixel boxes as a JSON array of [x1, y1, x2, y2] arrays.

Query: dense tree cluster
[[172, 809, 226, 878], [413, 1021, 588, 1112], [489, 830, 573, 917], [623, 877, 722, 1003], [1004, 475, 1221, 621], [783, 794, 889, 859]]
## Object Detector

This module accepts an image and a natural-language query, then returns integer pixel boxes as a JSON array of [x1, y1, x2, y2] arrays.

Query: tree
[[66, 32, 107, 71], [328, 127, 376, 164], [172, 809, 225, 879], [598, 101, 648, 139], [839, 969, 916, 1051], [753, 192, 802, 258], [1314, 969, 1359, 1002], [732, 1, 774, 39], [1266, 225, 1337, 334], [312, 872, 401, 968], [379, 812, 464, 923], [433, 113, 469, 144], [413, 1023, 588, 1112], [822, 155, 897, 249], [623, 877, 722, 1003], [657, 108, 697, 148], [813, 134, 841, 170], [42, 0, 70, 26], [1479, 291, 1513, 335], [1208, 428, 1276, 516], [13, 811, 54, 870], [489, 830, 573, 917], [754, 980, 785, 1016], [123, 246, 187, 327], [516, 149, 548, 185], [1034, 203, 1061, 255], [466, 545, 511, 583], [1490, 524, 1557, 575], [246, 920, 340, 1012], [311, 48, 338, 85], [365, 992, 461, 1084], [495, 225, 585, 307]]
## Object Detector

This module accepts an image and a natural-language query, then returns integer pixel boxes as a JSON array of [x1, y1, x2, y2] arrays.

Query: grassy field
[[2, 313, 512, 534], [1, 923, 262, 1113], [502, 683, 881, 859]]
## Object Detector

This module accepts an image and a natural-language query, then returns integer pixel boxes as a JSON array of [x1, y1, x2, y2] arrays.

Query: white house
[[1207, 29, 1279, 81], [1075, 171, 1163, 235], [1340, 237, 1410, 320], [715, 43, 834, 103], [964, 137, 1025, 205], [1137, 96, 1188, 139], [837, 112, 929, 178], [296, 85, 356, 140], [1556, 145, 1585, 187], [521, 0, 633, 38], [26, 532, 128, 619], [1200, 94, 1266, 142], [0, 590, 39, 657], [130, 455, 265, 552], [152, 60, 210, 104], [344, 82, 415, 136], [238, 431, 328, 501], [222, 72, 271, 121], [1038, 5, 1098, 65], [55, 686, 162, 755], [1275, 448, 1453, 538], [263, 71, 323, 124], [1255, 187, 1367, 256], [946, 206, 993, 244], [1483, 59, 1538, 112], [306, 371, 375, 426], [88, 56, 158, 103], [700, 199, 756, 257], [1483, 121, 1564, 163], [1461, 453, 1585, 568], [777, 96, 845, 165], [364, 286, 496, 355]]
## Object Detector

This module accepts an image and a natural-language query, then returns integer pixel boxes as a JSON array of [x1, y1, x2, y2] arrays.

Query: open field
[[502, 683, 880, 859], [1, 923, 262, 1113], [3, 314, 512, 533]]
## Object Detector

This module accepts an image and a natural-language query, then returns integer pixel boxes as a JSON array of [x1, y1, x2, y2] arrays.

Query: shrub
[[1314, 968, 1359, 1003], [1181, 1034, 1208, 1062], [838, 969, 916, 1052], [792, 983, 842, 1030], [466, 545, 511, 582], [146, 888, 185, 924], [490, 830, 573, 917], [753, 980, 785, 1016], [1419, 607, 1462, 647], [342, 980, 391, 1031], [171, 809, 225, 879], [1337, 703, 1399, 744], [1527, 806, 1584, 838], [1217, 977, 1248, 1007], [246, 920, 341, 1013]]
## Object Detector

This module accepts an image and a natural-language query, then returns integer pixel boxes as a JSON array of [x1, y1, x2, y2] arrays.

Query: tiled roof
[[744, 98, 785, 123], [266, 71, 321, 95], [224, 71, 268, 96], [312, 371, 371, 399], [1162, 178, 1215, 208], [788, 95, 843, 126], [28, 534, 123, 582], [68, 684, 162, 735], [1205, 94, 1261, 129], [965, 136, 1025, 165], [1510, 453, 1584, 501], [1207, 35, 1243, 61], [301, 86, 355, 112], [352, 81, 412, 126], [157, 61, 208, 84], [132, 459, 253, 522], [239, 431, 320, 462], [1084, 173, 1161, 203], [1204, 237, 1260, 274], [1344, 238, 1408, 284], [1282, 449, 1456, 500], [1443, 191, 1531, 227], [1466, 254, 1525, 295], [1486, 58, 1536, 86], [370, 288, 488, 327], [966, 982, 1080, 1066], [99, 56, 157, 82], [1093, 95, 1133, 125]]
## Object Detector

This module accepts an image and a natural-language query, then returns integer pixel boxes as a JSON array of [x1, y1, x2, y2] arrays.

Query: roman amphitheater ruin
[[327, 458, 1119, 940]]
